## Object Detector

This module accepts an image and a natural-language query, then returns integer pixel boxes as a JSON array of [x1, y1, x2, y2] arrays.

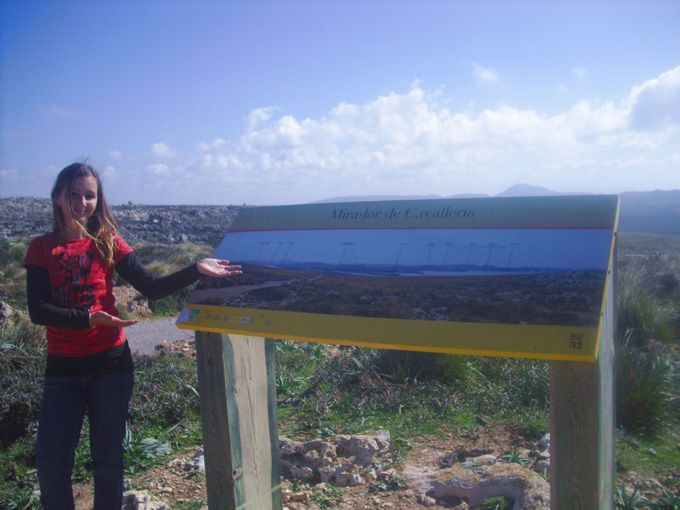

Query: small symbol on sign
[[188, 309, 200, 320], [241, 316, 252, 324], [569, 333, 584, 349]]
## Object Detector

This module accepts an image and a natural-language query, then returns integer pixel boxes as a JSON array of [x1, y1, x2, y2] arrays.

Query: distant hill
[[495, 183, 569, 197], [619, 190, 680, 235], [314, 194, 444, 203]]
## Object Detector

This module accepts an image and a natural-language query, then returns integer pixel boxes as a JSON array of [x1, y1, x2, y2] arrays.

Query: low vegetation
[[1, 234, 679, 508], [127, 243, 213, 315], [0, 238, 29, 309]]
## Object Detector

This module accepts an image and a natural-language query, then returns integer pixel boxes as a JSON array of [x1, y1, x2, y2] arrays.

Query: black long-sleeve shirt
[[26, 252, 200, 327], [26, 252, 201, 376]]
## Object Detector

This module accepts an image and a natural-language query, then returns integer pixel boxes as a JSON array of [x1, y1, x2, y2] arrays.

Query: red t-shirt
[[24, 232, 133, 357]]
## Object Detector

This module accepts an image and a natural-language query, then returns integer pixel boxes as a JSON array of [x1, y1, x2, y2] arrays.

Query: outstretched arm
[[115, 252, 242, 301]]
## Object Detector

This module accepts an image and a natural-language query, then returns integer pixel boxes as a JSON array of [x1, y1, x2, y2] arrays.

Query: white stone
[[417, 494, 437, 507], [404, 463, 549, 510], [289, 491, 312, 503], [462, 454, 497, 468], [122, 491, 171, 510], [184, 448, 205, 471], [535, 460, 550, 472]]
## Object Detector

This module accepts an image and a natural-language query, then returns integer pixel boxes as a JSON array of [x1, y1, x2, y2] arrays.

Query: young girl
[[24, 162, 242, 510]]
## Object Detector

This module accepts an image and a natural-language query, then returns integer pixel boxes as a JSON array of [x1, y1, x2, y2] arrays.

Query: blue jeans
[[37, 371, 134, 510]]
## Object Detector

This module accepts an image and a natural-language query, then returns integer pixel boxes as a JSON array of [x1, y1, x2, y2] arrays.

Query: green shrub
[[368, 474, 408, 493], [371, 350, 444, 382], [10, 243, 26, 263], [133, 243, 213, 269], [481, 496, 512, 510], [462, 357, 549, 421], [129, 351, 200, 429], [498, 450, 529, 466], [0, 315, 45, 447], [515, 413, 549, 440], [0, 239, 28, 307], [148, 285, 195, 315], [615, 486, 648, 510], [122, 422, 172, 475], [616, 332, 672, 436], [0, 238, 11, 266], [652, 491, 680, 510], [371, 350, 475, 383], [1, 488, 40, 510], [615, 257, 677, 437], [617, 261, 676, 345]]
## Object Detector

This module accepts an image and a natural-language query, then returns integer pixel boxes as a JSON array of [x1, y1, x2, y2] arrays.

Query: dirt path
[[125, 317, 194, 354]]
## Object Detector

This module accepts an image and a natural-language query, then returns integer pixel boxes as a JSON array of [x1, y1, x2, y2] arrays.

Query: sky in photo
[[216, 228, 613, 271], [1, 1, 679, 205]]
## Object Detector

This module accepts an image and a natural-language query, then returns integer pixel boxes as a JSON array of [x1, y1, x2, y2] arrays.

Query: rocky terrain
[[3, 188, 680, 246], [0, 197, 240, 246]]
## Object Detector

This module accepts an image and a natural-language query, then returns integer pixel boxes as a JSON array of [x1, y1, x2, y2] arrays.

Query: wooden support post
[[549, 264, 616, 509], [195, 332, 282, 510]]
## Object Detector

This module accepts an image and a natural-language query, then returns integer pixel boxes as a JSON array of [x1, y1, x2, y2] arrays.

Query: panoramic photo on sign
[[177, 195, 619, 361]]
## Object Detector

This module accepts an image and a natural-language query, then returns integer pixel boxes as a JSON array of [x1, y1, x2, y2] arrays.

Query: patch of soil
[[72, 426, 535, 510], [73, 449, 207, 510]]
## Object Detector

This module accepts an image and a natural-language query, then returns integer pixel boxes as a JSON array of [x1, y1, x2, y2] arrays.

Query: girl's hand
[[89, 310, 138, 328], [197, 258, 243, 278]]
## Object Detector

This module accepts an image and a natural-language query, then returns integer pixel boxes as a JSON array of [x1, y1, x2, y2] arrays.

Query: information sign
[[177, 195, 618, 361]]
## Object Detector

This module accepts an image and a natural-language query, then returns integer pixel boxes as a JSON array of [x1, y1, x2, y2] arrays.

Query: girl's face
[[55, 175, 99, 226]]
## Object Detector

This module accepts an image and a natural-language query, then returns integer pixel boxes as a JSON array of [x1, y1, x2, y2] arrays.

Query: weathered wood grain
[[195, 332, 282, 509], [549, 256, 616, 509]]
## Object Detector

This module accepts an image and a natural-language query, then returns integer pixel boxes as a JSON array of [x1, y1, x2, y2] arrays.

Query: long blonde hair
[[51, 163, 119, 267]]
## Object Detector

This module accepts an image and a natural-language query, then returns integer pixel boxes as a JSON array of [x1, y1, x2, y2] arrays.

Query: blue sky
[[217, 229, 612, 271], [1, 1, 679, 205]]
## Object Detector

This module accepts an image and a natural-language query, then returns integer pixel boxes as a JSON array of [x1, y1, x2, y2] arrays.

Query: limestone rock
[[462, 454, 497, 468], [184, 448, 205, 471], [279, 431, 391, 488], [0, 301, 12, 325], [334, 433, 383, 466], [122, 490, 171, 510], [404, 462, 549, 510]]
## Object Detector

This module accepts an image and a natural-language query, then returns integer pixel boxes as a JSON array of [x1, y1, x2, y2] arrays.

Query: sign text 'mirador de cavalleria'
[[330, 205, 476, 221]]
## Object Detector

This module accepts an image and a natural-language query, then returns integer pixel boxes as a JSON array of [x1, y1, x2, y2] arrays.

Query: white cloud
[[0, 168, 18, 181], [246, 107, 277, 131], [102, 165, 117, 179], [471, 62, 500, 85], [151, 142, 176, 159], [571, 66, 588, 80], [197, 138, 227, 152], [106, 66, 680, 204], [147, 163, 169, 175], [109, 150, 123, 160], [627, 65, 680, 130]]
